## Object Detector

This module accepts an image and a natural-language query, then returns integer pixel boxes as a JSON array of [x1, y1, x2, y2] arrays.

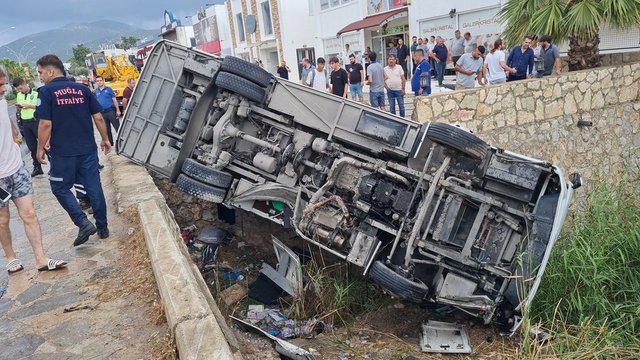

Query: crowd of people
[[273, 31, 561, 118], [1, 54, 136, 274]]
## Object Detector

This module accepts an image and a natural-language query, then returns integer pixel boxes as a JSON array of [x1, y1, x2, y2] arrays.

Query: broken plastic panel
[[420, 320, 472, 354]]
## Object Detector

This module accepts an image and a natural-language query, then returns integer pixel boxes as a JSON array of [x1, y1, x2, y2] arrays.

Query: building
[[160, 10, 195, 47], [225, 0, 316, 81], [190, 5, 234, 56]]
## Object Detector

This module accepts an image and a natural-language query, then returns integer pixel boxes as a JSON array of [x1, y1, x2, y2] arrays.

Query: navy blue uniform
[[37, 76, 108, 231]]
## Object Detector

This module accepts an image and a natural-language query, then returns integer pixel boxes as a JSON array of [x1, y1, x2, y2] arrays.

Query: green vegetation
[[523, 182, 640, 358], [115, 36, 139, 50], [499, 0, 640, 70], [70, 43, 92, 69], [288, 254, 390, 328]]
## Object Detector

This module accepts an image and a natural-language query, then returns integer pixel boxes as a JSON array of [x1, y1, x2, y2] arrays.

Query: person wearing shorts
[[0, 68, 67, 273]]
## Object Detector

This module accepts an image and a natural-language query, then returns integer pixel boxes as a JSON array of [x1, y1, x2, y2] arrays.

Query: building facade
[[190, 5, 233, 56]]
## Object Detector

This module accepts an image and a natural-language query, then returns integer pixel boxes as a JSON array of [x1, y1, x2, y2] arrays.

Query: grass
[[286, 250, 391, 330], [522, 181, 640, 359]]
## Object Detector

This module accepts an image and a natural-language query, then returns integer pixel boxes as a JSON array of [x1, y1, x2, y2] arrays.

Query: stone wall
[[561, 51, 640, 72], [414, 63, 640, 199]]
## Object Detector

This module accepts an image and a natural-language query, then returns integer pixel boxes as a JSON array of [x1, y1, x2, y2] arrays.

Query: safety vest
[[16, 89, 38, 120]]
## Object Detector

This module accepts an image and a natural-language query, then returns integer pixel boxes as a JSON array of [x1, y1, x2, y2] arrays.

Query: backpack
[[307, 68, 329, 87]]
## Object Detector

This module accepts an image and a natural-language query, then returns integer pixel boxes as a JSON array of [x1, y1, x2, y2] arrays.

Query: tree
[[499, 0, 640, 71], [71, 44, 92, 67], [115, 36, 139, 50]]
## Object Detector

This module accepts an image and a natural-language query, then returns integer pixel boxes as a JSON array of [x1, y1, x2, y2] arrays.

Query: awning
[[337, 8, 407, 36]]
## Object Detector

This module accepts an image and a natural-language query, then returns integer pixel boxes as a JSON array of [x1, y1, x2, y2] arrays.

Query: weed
[[522, 181, 640, 358]]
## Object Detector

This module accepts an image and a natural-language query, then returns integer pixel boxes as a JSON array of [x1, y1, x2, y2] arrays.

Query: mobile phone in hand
[[0, 186, 11, 203]]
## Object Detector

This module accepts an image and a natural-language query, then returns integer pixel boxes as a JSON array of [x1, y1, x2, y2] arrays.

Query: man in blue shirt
[[506, 36, 535, 81], [35, 54, 112, 246], [411, 49, 431, 96], [94, 76, 121, 146], [429, 36, 448, 87]]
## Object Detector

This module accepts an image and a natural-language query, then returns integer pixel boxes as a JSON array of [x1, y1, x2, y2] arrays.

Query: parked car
[[117, 40, 581, 334]]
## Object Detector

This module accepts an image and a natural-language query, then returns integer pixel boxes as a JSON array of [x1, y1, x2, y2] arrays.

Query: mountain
[[0, 20, 159, 64]]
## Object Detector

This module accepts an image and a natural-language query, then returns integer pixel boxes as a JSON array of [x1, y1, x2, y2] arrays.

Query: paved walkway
[[0, 151, 170, 359]]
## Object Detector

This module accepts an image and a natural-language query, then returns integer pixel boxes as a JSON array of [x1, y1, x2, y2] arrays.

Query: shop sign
[[419, 16, 455, 39], [384, 25, 404, 35]]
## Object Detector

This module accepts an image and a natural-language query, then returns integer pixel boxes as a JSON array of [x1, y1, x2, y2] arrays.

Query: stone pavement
[[0, 151, 170, 359]]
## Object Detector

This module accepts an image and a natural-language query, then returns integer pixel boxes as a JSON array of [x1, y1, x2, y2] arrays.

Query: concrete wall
[[278, 0, 316, 81], [413, 63, 640, 197]]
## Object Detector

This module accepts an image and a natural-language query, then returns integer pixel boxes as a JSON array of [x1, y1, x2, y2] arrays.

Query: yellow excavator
[[85, 50, 139, 107]]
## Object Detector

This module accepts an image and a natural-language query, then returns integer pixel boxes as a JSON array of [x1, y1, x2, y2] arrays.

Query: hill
[[0, 20, 158, 64]]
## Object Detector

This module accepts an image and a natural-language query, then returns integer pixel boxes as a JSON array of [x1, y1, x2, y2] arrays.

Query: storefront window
[[320, 0, 350, 11]]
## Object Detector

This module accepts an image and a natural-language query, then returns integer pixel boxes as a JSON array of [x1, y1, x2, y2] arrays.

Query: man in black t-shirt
[[276, 60, 290, 80], [329, 56, 348, 98], [345, 54, 364, 102]]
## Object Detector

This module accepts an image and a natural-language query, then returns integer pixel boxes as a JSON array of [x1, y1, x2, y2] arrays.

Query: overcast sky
[[0, 0, 225, 45]]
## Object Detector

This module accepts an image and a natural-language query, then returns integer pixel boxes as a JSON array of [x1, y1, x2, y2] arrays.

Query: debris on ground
[[220, 283, 248, 306], [63, 303, 95, 313], [232, 315, 316, 360], [241, 307, 330, 340], [420, 320, 472, 354]]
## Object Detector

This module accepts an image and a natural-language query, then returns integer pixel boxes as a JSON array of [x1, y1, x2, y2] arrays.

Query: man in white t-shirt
[[484, 39, 517, 85], [305, 57, 331, 92], [0, 68, 67, 273], [384, 54, 406, 117]]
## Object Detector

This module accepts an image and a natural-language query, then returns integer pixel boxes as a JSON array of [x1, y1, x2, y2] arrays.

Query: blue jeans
[[370, 91, 385, 108], [387, 90, 405, 117], [349, 83, 363, 99], [49, 151, 108, 229], [435, 60, 446, 86]]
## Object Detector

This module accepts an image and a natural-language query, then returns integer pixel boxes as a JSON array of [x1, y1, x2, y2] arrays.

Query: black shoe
[[97, 227, 110, 239], [73, 219, 97, 246], [31, 166, 44, 177]]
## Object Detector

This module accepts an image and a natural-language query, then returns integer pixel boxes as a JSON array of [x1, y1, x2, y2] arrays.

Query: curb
[[108, 155, 242, 359]]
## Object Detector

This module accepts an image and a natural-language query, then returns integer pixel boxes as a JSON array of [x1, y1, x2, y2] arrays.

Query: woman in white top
[[484, 39, 517, 85]]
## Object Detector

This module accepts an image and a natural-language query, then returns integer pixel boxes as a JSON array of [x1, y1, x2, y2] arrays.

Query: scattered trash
[[181, 224, 197, 246], [231, 316, 316, 360], [241, 307, 329, 340], [529, 326, 551, 344], [237, 241, 246, 249], [220, 283, 248, 306], [127, 227, 135, 235], [248, 236, 302, 304], [63, 303, 94, 313], [420, 320, 472, 354], [221, 271, 244, 281]]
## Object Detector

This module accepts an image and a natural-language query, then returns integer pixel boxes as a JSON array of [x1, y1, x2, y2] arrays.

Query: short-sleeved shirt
[[485, 50, 507, 83], [306, 68, 330, 91], [432, 44, 448, 62], [541, 44, 560, 75], [366, 62, 385, 92], [345, 62, 364, 84], [411, 59, 431, 94], [464, 38, 476, 53], [330, 68, 349, 97], [451, 37, 465, 57], [16, 89, 38, 120], [276, 66, 289, 80], [122, 86, 133, 101], [94, 86, 116, 111], [36, 76, 103, 156], [384, 65, 404, 91], [410, 42, 418, 53], [0, 99, 22, 178], [456, 53, 484, 88], [388, 47, 398, 57], [301, 64, 315, 82]]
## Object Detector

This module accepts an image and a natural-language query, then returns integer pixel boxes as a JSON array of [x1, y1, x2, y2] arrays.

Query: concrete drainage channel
[[110, 155, 242, 359]]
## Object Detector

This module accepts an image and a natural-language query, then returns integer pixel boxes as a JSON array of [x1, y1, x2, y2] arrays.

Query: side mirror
[[569, 173, 582, 189]]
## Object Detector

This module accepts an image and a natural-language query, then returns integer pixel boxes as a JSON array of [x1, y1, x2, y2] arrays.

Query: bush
[[525, 181, 640, 358]]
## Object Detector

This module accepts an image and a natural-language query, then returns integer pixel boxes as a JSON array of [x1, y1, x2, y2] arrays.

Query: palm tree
[[499, 0, 640, 71]]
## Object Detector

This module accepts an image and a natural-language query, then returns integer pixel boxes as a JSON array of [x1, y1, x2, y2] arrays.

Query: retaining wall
[[414, 63, 640, 199]]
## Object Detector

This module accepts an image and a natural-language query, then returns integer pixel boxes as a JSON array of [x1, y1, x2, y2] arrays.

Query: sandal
[[6, 259, 24, 274], [37, 259, 68, 272]]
